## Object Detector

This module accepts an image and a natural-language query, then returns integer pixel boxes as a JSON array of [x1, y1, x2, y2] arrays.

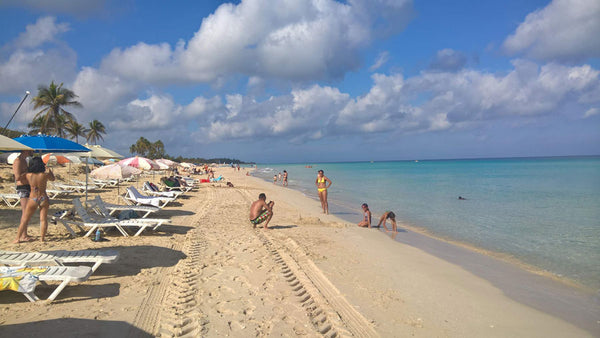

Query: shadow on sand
[[269, 224, 298, 230], [1, 318, 153, 337], [0, 283, 121, 305]]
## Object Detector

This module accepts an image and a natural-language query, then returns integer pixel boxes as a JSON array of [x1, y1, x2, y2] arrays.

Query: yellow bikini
[[317, 177, 327, 192]]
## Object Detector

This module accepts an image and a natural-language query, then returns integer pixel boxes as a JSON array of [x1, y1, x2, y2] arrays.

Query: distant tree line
[[129, 136, 253, 164]]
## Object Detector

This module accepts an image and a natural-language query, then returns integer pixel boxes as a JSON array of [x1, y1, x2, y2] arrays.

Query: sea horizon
[[253, 156, 600, 292]]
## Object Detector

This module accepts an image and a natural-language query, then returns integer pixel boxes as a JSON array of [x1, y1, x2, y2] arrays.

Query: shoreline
[[253, 170, 597, 293], [0, 167, 597, 336]]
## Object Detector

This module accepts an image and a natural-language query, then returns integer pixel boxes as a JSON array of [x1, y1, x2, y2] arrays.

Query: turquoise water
[[255, 157, 600, 290]]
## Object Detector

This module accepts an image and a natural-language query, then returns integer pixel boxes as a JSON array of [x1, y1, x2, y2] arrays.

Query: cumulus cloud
[[99, 0, 414, 84], [429, 49, 467, 72], [0, 16, 76, 96], [14, 16, 70, 49], [503, 0, 600, 62], [195, 61, 599, 142], [369, 51, 390, 71]]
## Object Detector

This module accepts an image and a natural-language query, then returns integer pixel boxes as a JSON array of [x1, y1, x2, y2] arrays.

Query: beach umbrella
[[156, 158, 177, 167], [42, 153, 71, 165], [118, 156, 160, 170], [91, 163, 141, 179], [81, 143, 124, 159], [179, 162, 194, 168], [13, 134, 90, 152], [155, 161, 170, 170], [0, 135, 33, 151]]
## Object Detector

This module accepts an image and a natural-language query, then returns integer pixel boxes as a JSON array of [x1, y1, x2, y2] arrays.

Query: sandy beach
[[0, 166, 597, 337]]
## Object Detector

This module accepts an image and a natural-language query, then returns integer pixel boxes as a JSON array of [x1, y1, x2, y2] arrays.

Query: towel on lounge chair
[[0, 267, 46, 294]]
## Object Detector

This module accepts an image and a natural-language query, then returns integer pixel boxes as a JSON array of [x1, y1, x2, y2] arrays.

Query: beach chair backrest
[[72, 198, 94, 223], [93, 196, 111, 217], [127, 186, 145, 200]]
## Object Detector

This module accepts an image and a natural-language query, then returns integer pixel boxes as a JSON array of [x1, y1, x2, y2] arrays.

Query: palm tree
[[32, 81, 82, 135], [65, 121, 88, 144], [87, 120, 106, 144], [27, 116, 44, 135]]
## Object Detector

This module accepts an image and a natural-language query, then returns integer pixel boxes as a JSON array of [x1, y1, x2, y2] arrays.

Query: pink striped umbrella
[[118, 156, 160, 170]]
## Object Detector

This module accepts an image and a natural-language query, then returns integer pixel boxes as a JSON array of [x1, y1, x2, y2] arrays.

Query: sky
[[0, 0, 598, 163]]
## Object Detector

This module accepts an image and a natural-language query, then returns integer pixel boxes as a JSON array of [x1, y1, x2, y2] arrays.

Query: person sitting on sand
[[358, 203, 372, 228], [249, 193, 274, 230], [377, 211, 398, 232], [15, 157, 55, 242]]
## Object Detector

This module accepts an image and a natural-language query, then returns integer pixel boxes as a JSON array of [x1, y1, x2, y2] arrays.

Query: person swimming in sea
[[315, 169, 332, 214], [358, 203, 372, 228], [458, 196, 467, 200], [377, 211, 398, 232]]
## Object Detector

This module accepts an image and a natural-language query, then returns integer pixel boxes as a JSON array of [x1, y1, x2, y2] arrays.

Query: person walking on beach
[[377, 211, 398, 232], [316, 170, 332, 214], [249, 193, 274, 230], [283, 170, 288, 186], [15, 157, 55, 242], [358, 203, 372, 228], [13, 150, 33, 243]]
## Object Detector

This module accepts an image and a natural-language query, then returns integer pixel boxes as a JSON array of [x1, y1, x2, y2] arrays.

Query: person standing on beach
[[358, 203, 372, 228], [16, 157, 55, 242], [283, 170, 288, 186], [13, 150, 33, 243], [273, 174, 277, 184], [377, 211, 398, 232], [249, 193, 274, 229], [316, 170, 332, 214]]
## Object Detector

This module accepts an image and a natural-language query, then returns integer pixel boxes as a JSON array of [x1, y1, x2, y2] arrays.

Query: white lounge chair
[[0, 193, 21, 207], [123, 187, 175, 208], [92, 178, 119, 187], [0, 249, 119, 273], [52, 182, 98, 193], [71, 198, 168, 237], [0, 265, 92, 302], [93, 195, 159, 219], [90, 196, 170, 236], [142, 182, 182, 198], [60, 198, 129, 237]]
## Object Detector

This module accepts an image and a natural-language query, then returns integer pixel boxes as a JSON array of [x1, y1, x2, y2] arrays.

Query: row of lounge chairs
[[0, 179, 200, 302]]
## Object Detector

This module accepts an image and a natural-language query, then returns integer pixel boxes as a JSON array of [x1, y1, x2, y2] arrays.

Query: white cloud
[[99, 0, 414, 84], [369, 51, 390, 71], [583, 107, 599, 118], [111, 95, 182, 131], [72, 67, 138, 120], [503, 0, 600, 62], [0, 17, 76, 96], [15, 16, 69, 49]]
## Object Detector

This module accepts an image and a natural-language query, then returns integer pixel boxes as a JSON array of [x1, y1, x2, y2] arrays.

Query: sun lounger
[[0, 249, 119, 273], [142, 182, 181, 198], [72, 179, 103, 189], [123, 187, 175, 208], [46, 188, 71, 199], [90, 197, 169, 236], [93, 196, 159, 218], [92, 178, 119, 187], [0, 193, 21, 207], [0, 265, 92, 302], [72, 198, 168, 237], [52, 182, 98, 193], [60, 198, 129, 237]]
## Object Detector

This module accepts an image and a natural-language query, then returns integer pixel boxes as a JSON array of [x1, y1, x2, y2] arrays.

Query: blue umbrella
[[13, 134, 90, 152]]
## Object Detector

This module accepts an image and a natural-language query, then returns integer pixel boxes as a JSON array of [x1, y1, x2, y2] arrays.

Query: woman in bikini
[[315, 170, 332, 214], [15, 157, 55, 242]]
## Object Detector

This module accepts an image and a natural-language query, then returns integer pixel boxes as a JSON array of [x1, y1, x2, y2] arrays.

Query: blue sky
[[0, 0, 598, 162]]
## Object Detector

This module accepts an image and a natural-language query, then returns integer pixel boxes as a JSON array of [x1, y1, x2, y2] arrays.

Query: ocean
[[253, 157, 600, 291]]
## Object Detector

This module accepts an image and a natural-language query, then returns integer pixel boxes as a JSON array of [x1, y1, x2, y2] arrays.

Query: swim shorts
[[250, 209, 271, 224], [16, 184, 31, 199]]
